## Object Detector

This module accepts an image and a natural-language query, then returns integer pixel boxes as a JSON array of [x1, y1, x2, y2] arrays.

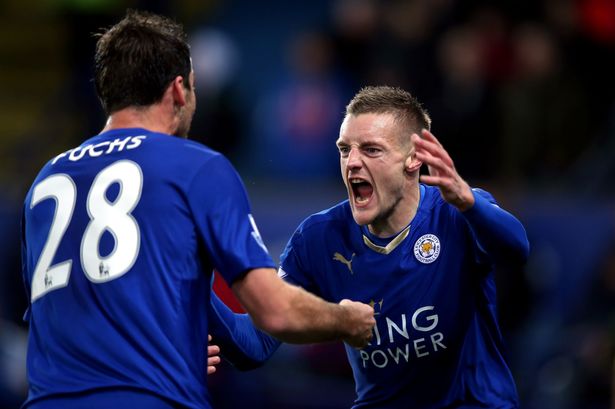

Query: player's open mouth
[[350, 178, 373, 205]]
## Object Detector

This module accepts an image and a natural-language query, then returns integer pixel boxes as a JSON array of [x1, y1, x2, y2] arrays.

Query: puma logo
[[333, 252, 355, 274]]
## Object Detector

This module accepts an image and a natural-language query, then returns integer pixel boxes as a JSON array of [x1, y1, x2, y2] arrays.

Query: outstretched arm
[[190, 155, 374, 348], [208, 291, 281, 371], [232, 268, 375, 348], [412, 129, 529, 263]]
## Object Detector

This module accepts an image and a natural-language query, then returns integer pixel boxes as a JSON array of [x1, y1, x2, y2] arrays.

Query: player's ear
[[405, 133, 422, 174], [405, 152, 422, 174], [171, 76, 187, 107]]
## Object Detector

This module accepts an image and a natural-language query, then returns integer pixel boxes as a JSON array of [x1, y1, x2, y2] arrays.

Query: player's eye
[[338, 146, 350, 157]]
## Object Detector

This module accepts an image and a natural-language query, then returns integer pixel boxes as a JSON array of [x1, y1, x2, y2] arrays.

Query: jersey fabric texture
[[21, 128, 275, 409], [24, 388, 179, 409], [279, 184, 529, 409]]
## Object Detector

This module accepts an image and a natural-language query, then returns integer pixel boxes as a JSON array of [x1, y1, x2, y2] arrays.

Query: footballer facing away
[[20, 10, 375, 409]]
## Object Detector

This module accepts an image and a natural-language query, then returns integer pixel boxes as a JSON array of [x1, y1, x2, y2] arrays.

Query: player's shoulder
[[147, 133, 236, 175], [125, 131, 241, 189], [420, 184, 445, 211], [30, 129, 231, 195], [141, 131, 220, 160], [470, 187, 496, 203], [422, 184, 497, 211], [46, 128, 222, 165]]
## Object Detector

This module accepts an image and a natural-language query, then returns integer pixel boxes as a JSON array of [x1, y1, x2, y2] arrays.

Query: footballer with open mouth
[[337, 112, 422, 237]]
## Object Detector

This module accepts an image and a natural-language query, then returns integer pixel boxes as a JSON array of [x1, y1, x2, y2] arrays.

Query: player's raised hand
[[339, 299, 376, 349], [411, 129, 474, 211], [207, 335, 221, 375]]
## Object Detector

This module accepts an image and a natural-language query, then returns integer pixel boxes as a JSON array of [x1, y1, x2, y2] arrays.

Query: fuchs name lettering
[[52, 136, 146, 165]]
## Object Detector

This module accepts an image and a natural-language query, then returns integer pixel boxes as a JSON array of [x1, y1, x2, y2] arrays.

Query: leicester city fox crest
[[413, 234, 441, 264]]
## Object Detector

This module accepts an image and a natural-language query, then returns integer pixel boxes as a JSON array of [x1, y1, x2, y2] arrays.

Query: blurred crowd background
[[1, 0, 615, 408]]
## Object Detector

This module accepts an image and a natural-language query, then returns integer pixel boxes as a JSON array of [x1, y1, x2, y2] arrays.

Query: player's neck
[[368, 183, 421, 238], [101, 105, 177, 136]]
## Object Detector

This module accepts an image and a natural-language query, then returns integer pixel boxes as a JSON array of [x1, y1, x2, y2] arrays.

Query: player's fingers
[[413, 133, 440, 156], [414, 137, 451, 168], [208, 344, 220, 356], [417, 130, 454, 167], [419, 174, 449, 187], [207, 354, 221, 374], [366, 329, 374, 344], [438, 145, 454, 168], [421, 129, 443, 148], [415, 151, 449, 176]]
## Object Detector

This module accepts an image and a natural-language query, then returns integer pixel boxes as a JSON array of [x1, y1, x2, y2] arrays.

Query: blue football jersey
[[21, 128, 275, 408], [279, 184, 524, 409]]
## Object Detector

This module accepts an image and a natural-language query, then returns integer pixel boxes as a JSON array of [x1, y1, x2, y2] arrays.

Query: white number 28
[[29, 160, 142, 302]]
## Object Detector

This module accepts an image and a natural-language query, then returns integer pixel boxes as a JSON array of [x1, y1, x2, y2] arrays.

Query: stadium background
[[1, 0, 614, 408]]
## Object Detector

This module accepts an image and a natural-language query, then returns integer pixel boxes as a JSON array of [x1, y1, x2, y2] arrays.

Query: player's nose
[[346, 148, 362, 169]]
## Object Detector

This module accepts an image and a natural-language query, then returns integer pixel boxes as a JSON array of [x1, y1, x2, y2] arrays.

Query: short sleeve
[[187, 155, 275, 284]]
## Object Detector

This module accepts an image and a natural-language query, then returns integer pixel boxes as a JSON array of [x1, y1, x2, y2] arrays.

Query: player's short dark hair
[[345, 86, 431, 132], [94, 9, 192, 115]]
